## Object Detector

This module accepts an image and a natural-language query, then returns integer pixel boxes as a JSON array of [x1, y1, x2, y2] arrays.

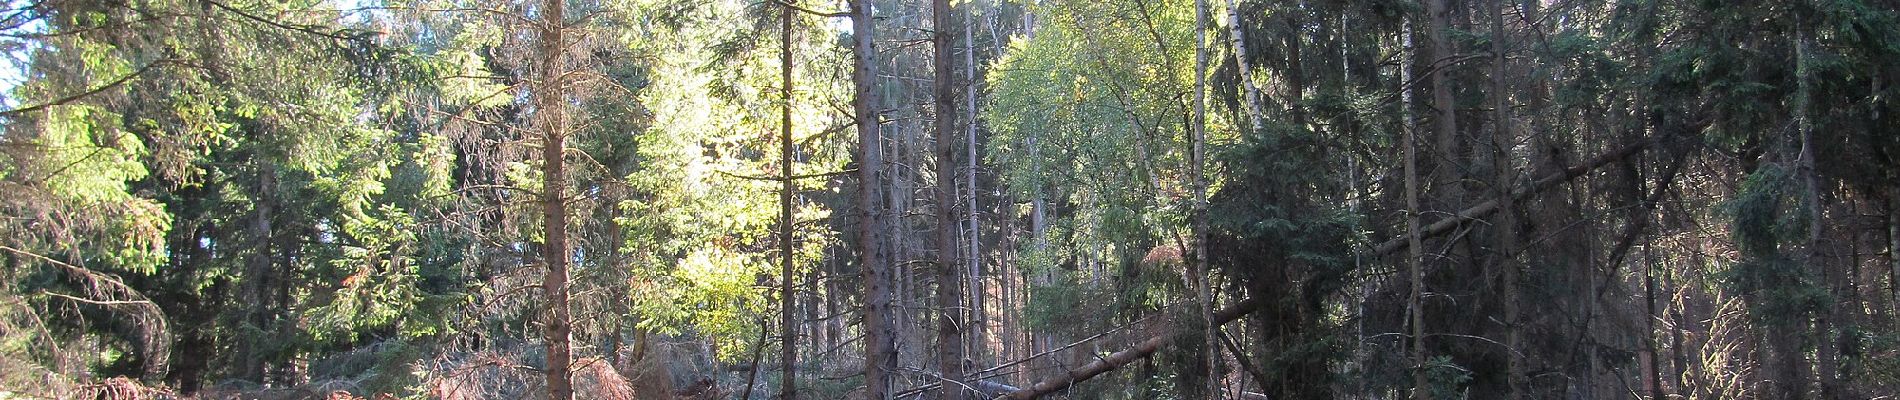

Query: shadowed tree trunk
[[933, 0, 967, 398], [779, 1, 799, 398]]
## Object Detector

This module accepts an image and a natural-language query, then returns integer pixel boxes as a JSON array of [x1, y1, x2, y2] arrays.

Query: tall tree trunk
[[535, 0, 573, 397], [932, 0, 967, 397], [853, 0, 895, 397], [963, 1, 985, 370], [779, 3, 800, 398], [1191, 0, 1220, 397], [1401, 19, 1431, 400], [1426, 0, 1461, 200], [235, 165, 274, 384], [1486, 0, 1521, 397], [1795, 18, 1833, 400]]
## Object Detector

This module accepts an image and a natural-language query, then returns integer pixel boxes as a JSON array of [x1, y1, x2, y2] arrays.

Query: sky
[[0, 0, 43, 110]]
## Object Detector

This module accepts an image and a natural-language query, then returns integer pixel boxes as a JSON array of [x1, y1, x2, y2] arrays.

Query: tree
[[854, 0, 897, 398], [932, 0, 968, 397]]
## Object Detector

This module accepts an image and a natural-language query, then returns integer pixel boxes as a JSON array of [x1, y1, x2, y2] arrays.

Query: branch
[[770, 0, 850, 18], [41, 290, 155, 306], [716, 168, 858, 182], [204, 0, 360, 41], [0, 59, 171, 118]]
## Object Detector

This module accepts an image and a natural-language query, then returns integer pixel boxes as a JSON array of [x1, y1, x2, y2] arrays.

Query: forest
[[4, 0, 1900, 399]]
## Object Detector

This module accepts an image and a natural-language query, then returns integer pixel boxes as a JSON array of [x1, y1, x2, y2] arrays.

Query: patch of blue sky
[[1, 0, 48, 110]]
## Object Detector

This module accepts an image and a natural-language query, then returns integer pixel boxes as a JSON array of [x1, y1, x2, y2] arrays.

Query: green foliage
[[1420, 355, 1474, 399], [1720, 165, 1828, 327]]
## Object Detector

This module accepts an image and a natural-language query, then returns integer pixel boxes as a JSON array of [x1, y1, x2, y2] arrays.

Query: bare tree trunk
[[964, 0, 985, 371], [1400, 19, 1430, 400], [779, 3, 800, 398], [933, 0, 967, 397], [1485, 0, 1521, 397], [536, 0, 573, 398], [1191, 0, 1220, 397], [854, 0, 895, 397]]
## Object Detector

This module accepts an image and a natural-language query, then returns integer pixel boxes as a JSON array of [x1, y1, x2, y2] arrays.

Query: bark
[[1400, 19, 1430, 400], [235, 166, 274, 384], [1227, 0, 1264, 134], [1891, 195, 1900, 313], [1426, 0, 1462, 199], [853, 0, 896, 397], [779, 2, 799, 398], [1796, 19, 1836, 400], [1191, 0, 1220, 397], [963, 1, 985, 370], [536, 0, 573, 398], [1486, 0, 1522, 396], [933, 0, 968, 397]]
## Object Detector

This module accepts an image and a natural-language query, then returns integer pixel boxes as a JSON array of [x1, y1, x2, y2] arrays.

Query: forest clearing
[[5, 0, 1900, 399]]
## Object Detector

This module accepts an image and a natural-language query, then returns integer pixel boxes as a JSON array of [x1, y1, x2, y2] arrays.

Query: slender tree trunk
[[1192, 0, 1221, 397], [1401, 19, 1431, 400], [1795, 19, 1834, 400], [854, 0, 895, 397], [1890, 195, 1899, 312], [779, 3, 800, 398], [1226, 0, 1264, 133], [963, 1, 985, 369], [1645, 238, 1663, 399], [933, 0, 967, 397], [535, 0, 573, 397], [1486, 1, 1521, 397]]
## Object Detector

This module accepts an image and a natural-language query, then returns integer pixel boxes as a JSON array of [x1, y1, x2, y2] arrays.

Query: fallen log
[[993, 297, 1266, 400]]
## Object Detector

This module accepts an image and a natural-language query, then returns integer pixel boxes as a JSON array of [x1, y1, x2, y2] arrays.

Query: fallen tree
[[989, 126, 1701, 400], [993, 297, 1266, 400]]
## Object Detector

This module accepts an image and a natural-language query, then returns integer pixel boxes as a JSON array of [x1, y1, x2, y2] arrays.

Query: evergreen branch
[[716, 168, 859, 182], [0, 59, 171, 118], [769, 0, 851, 18], [204, 0, 359, 41]]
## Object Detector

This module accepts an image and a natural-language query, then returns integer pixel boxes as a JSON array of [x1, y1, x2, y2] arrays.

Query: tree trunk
[[1226, 0, 1264, 134], [236, 166, 274, 384], [1426, 0, 1461, 199], [535, 0, 573, 397], [854, 0, 895, 397], [1191, 0, 1220, 397], [779, 2, 800, 398], [933, 0, 967, 397], [1795, 19, 1834, 400], [963, 1, 985, 370], [1400, 19, 1430, 400], [1486, 0, 1521, 397]]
